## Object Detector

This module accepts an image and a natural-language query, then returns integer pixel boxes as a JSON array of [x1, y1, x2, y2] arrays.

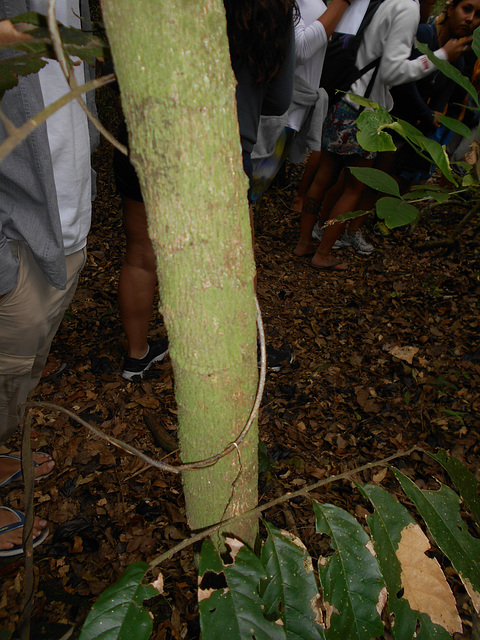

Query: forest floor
[[1, 133, 479, 639]]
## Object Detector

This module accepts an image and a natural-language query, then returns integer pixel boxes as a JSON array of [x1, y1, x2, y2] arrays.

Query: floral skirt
[[321, 100, 375, 160]]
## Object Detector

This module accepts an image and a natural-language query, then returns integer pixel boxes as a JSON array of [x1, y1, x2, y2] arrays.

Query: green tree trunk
[[101, 0, 259, 544]]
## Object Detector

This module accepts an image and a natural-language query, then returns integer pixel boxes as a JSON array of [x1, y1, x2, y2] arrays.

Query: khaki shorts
[[0, 241, 86, 440]]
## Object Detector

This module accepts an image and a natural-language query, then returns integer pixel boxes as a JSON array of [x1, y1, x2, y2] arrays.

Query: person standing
[[0, 0, 98, 555]]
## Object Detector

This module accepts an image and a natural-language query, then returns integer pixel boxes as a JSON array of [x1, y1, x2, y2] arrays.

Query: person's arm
[[294, 0, 355, 65], [319, 0, 356, 39], [378, 3, 468, 88]]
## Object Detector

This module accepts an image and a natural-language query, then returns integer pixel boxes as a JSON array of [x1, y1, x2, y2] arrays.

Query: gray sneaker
[[312, 222, 344, 249], [341, 230, 374, 255]]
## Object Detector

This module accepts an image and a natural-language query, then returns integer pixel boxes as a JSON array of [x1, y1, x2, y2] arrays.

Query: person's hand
[[433, 111, 442, 127], [442, 35, 473, 62], [0, 20, 33, 47]]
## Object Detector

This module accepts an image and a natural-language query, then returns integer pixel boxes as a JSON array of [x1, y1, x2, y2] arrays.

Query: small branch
[[0, 74, 115, 164], [23, 401, 182, 474], [23, 297, 266, 474], [46, 0, 127, 155], [20, 412, 34, 640], [148, 445, 421, 569]]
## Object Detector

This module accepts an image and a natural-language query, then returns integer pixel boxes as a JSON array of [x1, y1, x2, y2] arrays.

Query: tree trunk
[[101, 0, 259, 544]]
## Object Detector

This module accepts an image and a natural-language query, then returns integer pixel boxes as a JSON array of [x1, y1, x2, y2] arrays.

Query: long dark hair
[[223, 0, 298, 84]]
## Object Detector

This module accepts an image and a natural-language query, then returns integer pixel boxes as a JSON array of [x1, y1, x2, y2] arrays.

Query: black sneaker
[[122, 338, 169, 380], [260, 345, 293, 372]]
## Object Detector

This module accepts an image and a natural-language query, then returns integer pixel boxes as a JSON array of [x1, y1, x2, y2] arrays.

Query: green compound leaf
[[429, 450, 480, 525], [79, 562, 156, 640], [359, 483, 456, 640], [435, 114, 471, 139], [376, 197, 419, 228], [416, 41, 478, 106], [394, 468, 480, 615], [356, 108, 396, 152], [198, 537, 286, 640], [349, 167, 400, 197], [0, 12, 109, 94], [261, 522, 324, 640], [313, 502, 384, 640]]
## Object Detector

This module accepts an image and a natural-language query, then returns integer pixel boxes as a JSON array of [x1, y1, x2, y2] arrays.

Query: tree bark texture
[[101, 0, 258, 543]]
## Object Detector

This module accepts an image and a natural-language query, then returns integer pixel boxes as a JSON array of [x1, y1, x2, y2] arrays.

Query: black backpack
[[320, 0, 386, 103]]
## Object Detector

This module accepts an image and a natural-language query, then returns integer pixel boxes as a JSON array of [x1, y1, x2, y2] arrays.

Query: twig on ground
[[148, 445, 421, 569]]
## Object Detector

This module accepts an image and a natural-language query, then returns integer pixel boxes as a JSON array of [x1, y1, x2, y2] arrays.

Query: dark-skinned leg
[[312, 156, 373, 269], [290, 151, 322, 213], [294, 150, 342, 256], [118, 197, 157, 359]]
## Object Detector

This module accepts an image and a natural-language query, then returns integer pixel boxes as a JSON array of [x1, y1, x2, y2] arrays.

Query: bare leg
[[294, 150, 342, 256], [319, 170, 346, 224], [312, 157, 373, 269], [118, 197, 157, 359], [290, 151, 322, 213]]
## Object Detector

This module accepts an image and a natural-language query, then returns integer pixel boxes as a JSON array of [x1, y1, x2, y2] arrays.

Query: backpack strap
[[358, 56, 382, 98]]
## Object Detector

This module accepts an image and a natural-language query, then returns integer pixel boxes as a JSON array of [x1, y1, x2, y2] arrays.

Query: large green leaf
[[421, 136, 457, 185], [349, 167, 400, 197], [313, 502, 384, 640], [389, 119, 458, 185], [261, 522, 324, 640], [198, 538, 286, 640], [347, 93, 389, 112], [416, 41, 478, 105], [394, 468, 480, 612], [403, 188, 451, 203], [359, 483, 456, 640], [435, 114, 471, 139], [356, 108, 396, 152], [79, 562, 156, 640], [376, 197, 419, 228], [337, 209, 367, 222], [429, 451, 480, 525], [473, 25, 480, 60]]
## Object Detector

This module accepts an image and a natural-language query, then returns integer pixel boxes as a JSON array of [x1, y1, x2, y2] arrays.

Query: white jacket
[[288, 0, 328, 132], [346, 0, 447, 111]]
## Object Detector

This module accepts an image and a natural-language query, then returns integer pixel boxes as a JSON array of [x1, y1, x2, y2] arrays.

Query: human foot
[[0, 506, 48, 555], [293, 242, 316, 257], [0, 452, 55, 488], [311, 254, 348, 271]]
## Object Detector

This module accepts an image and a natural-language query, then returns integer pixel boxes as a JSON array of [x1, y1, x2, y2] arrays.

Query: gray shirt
[[0, 0, 98, 295]]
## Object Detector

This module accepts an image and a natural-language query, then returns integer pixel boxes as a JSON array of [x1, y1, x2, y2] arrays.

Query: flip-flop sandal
[[311, 257, 348, 272], [0, 507, 49, 558], [0, 453, 55, 488]]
